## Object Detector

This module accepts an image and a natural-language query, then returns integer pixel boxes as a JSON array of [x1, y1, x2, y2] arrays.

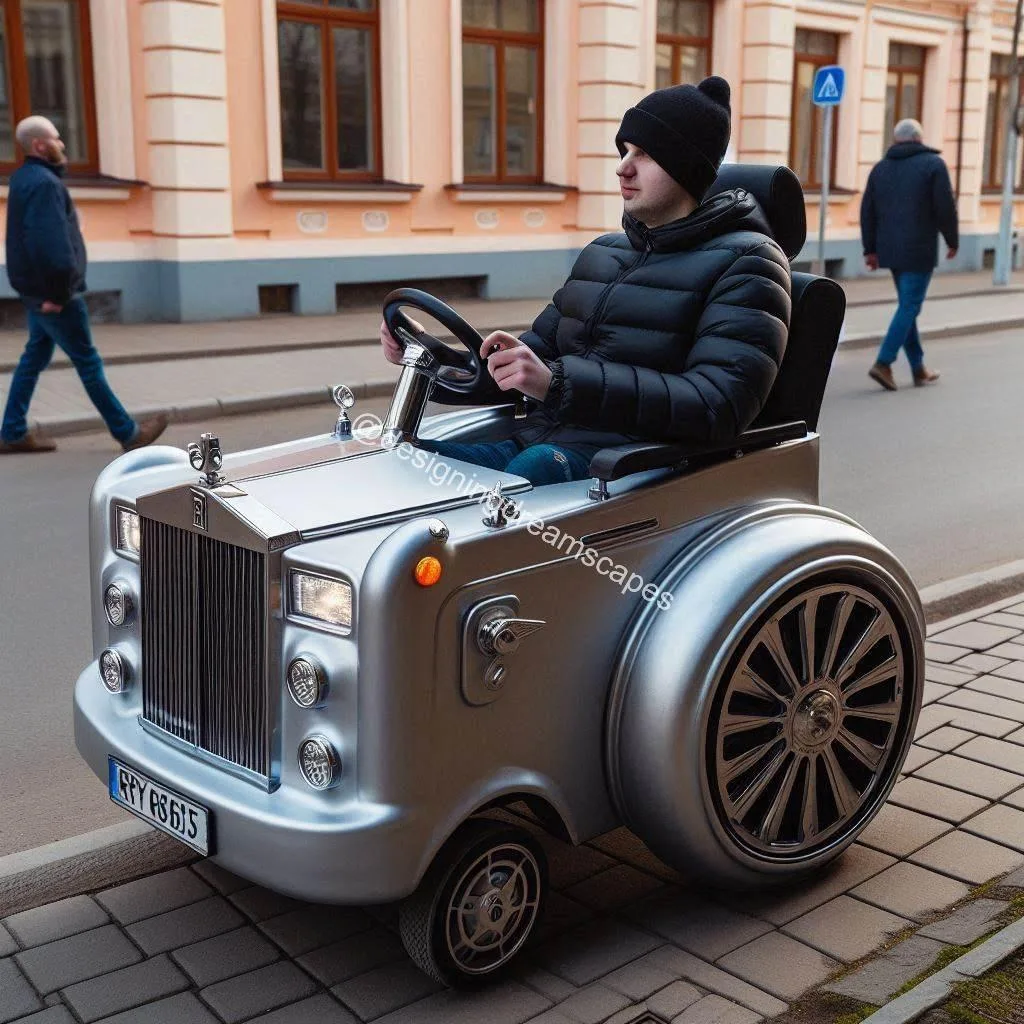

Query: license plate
[[108, 757, 211, 855]]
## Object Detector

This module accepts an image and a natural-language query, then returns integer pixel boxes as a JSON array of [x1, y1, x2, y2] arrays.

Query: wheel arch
[[410, 775, 579, 892], [605, 500, 925, 886]]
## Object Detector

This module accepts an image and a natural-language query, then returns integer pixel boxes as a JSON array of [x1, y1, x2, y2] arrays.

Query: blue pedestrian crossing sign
[[812, 65, 845, 106]]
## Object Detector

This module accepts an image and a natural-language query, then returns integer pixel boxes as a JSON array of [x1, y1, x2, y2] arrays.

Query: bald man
[[0, 116, 166, 453], [861, 118, 959, 391]]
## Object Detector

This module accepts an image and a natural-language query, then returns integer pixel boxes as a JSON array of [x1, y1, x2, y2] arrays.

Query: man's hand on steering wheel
[[480, 331, 553, 402]]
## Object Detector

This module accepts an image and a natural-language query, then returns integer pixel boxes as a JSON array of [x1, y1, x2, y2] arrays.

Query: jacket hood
[[885, 141, 940, 161], [622, 188, 774, 252]]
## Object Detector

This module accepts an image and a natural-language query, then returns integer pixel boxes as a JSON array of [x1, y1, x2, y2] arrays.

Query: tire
[[607, 507, 924, 889], [399, 818, 548, 988]]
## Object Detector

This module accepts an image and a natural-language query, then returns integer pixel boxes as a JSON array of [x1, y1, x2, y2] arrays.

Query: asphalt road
[[2, 329, 1022, 856]]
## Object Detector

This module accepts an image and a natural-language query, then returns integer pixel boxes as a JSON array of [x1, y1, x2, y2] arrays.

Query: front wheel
[[399, 819, 548, 987]]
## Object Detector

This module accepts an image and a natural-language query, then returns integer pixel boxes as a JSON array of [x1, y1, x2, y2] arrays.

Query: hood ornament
[[332, 384, 355, 439], [187, 432, 225, 487]]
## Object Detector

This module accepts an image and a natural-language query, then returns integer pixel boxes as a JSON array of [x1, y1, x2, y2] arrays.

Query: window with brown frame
[[0, 0, 98, 174], [462, 0, 543, 183], [277, 0, 381, 181], [655, 0, 713, 88], [790, 29, 840, 190], [884, 43, 925, 152], [982, 53, 1024, 191]]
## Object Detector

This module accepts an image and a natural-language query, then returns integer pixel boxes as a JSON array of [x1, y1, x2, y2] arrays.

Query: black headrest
[[754, 272, 846, 432], [706, 164, 807, 260]]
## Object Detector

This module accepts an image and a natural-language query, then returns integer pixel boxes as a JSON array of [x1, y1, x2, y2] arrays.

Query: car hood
[[136, 438, 530, 550]]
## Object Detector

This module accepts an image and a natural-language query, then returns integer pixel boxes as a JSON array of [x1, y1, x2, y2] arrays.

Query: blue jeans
[[877, 270, 932, 370], [421, 438, 594, 486], [1, 297, 136, 444]]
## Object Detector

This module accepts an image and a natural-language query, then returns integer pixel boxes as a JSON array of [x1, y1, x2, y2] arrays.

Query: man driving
[[379, 76, 791, 486]]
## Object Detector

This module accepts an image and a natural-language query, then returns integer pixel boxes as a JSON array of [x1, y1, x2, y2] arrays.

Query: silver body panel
[[74, 408, 917, 903]]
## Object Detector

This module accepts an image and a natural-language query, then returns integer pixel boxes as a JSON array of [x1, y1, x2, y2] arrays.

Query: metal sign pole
[[995, 2, 1024, 286], [817, 104, 834, 277]]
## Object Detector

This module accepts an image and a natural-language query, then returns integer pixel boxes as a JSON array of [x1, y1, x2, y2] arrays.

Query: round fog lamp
[[104, 582, 132, 627], [298, 735, 339, 790], [287, 657, 326, 709], [99, 648, 129, 694]]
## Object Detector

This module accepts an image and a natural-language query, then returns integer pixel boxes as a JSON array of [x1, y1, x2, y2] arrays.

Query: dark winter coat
[[445, 188, 792, 453], [5, 156, 87, 307], [860, 142, 959, 273]]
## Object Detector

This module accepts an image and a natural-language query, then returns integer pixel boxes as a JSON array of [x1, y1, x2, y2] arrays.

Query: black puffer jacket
[[444, 188, 791, 452]]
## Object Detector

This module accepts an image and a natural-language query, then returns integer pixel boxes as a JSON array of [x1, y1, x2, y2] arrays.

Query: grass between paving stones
[[766, 883, 1024, 1023], [939, 951, 1024, 1024], [767, 991, 879, 1024]]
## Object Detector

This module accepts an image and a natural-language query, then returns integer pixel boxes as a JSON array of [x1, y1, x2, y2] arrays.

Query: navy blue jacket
[[5, 156, 87, 307], [860, 142, 959, 272]]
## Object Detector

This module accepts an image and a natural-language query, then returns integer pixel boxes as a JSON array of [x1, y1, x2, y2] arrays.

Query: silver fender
[[606, 501, 925, 885]]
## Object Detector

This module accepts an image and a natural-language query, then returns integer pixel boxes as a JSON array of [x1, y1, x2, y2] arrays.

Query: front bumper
[[74, 662, 422, 904]]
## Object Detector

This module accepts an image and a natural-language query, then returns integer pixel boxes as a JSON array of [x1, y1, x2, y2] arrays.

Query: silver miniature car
[[74, 165, 924, 986]]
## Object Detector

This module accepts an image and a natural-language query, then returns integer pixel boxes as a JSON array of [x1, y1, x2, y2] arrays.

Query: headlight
[[104, 582, 133, 627], [298, 735, 340, 790], [114, 507, 140, 557], [287, 657, 326, 709], [99, 648, 129, 694], [291, 572, 352, 632]]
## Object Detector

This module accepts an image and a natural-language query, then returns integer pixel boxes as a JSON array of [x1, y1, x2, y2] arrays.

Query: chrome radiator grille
[[141, 518, 269, 778]]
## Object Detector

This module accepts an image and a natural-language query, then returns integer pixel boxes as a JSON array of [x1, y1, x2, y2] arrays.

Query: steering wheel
[[383, 288, 484, 395]]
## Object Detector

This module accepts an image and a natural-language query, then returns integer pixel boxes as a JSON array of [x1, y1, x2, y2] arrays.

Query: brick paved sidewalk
[[4, 595, 1024, 1024]]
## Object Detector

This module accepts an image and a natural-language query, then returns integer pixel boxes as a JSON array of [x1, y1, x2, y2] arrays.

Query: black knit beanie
[[615, 76, 732, 201]]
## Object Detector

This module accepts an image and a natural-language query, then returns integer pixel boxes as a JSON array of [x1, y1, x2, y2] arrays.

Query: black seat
[[589, 163, 846, 484]]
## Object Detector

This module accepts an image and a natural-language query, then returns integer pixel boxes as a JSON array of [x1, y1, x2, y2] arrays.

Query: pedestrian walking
[[0, 115, 167, 454], [861, 118, 959, 392]]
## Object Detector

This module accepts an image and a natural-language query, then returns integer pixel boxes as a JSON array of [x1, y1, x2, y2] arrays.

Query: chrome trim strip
[[580, 518, 659, 548], [138, 717, 278, 792]]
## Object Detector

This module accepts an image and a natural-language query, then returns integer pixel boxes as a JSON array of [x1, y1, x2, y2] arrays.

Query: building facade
[[0, 0, 1021, 321]]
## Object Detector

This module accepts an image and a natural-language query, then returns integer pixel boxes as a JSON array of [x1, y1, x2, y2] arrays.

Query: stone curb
[[0, 323, 533, 375], [0, 821, 196, 918], [29, 381, 399, 439], [920, 559, 1024, 625], [862, 916, 1024, 1024], [21, 313, 1024, 440], [842, 285, 1024, 309], [840, 313, 1024, 350]]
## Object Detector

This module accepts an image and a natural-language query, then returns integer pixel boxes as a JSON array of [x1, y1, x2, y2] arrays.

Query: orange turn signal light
[[414, 556, 443, 587]]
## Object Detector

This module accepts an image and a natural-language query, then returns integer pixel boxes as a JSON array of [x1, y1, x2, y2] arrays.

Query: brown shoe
[[0, 431, 57, 453], [868, 363, 898, 391], [913, 366, 941, 386], [121, 413, 169, 452]]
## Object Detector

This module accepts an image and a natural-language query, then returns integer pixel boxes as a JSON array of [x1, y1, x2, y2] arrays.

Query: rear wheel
[[610, 515, 924, 889], [709, 581, 911, 861], [399, 819, 547, 988]]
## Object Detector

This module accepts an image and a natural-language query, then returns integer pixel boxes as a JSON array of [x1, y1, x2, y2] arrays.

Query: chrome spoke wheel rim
[[710, 583, 909, 859], [445, 843, 542, 975]]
